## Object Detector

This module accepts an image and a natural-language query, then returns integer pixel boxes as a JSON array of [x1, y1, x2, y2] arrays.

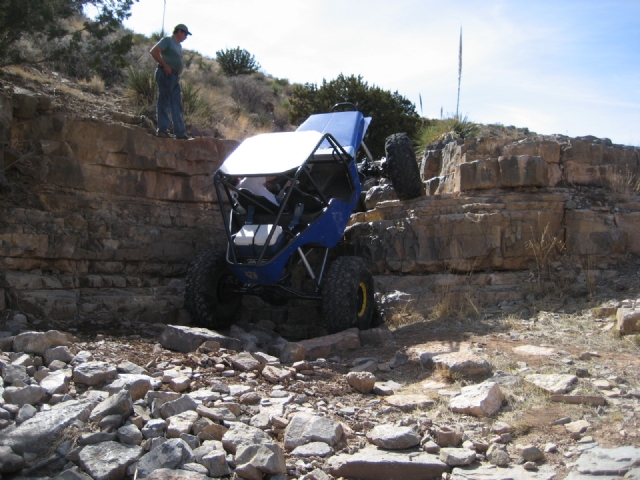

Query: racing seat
[[236, 189, 279, 215]]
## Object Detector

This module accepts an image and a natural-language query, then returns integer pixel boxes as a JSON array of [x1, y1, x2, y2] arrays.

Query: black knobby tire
[[385, 132, 423, 200], [184, 249, 241, 329], [321, 256, 375, 334]]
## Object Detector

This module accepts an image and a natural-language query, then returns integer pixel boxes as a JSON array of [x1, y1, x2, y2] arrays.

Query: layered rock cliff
[[0, 88, 236, 324], [0, 86, 638, 334]]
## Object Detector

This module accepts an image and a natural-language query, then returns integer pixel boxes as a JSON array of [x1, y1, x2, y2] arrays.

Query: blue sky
[[123, 0, 640, 146]]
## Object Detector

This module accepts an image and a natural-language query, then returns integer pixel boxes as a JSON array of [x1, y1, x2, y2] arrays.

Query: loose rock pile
[[1, 315, 639, 480]]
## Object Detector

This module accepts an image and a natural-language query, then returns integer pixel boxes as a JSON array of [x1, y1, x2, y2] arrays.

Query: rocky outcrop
[[421, 134, 639, 194], [346, 190, 640, 275], [1, 87, 639, 331], [0, 89, 235, 324]]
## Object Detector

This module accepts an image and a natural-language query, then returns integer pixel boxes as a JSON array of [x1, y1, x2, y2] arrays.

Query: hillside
[[0, 59, 640, 480]]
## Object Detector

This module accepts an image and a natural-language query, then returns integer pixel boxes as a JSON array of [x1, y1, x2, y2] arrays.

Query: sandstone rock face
[[1, 87, 639, 334], [455, 155, 548, 191], [347, 192, 567, 274], [349, 189, 640, 276], [0, 104, 236, 325], [421, 134, 638, 195]]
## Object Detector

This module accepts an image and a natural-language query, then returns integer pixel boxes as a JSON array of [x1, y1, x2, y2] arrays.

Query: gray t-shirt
[[155, 35, 183, 74]]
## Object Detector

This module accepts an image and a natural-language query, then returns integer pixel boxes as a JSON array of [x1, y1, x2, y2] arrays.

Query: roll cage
[[212, 109, 371, 300]]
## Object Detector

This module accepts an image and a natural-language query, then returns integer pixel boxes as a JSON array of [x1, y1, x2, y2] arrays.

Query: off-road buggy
[[184, 104, 422, 333]]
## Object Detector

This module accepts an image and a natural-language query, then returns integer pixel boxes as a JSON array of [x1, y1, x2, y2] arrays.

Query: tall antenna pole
[[162, 0, 166, 36], [456, 27, 462, 120]]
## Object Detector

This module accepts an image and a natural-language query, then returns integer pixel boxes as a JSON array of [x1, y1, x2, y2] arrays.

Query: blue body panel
[[296, 111, 371, 154], [228, 196, 358, 284]]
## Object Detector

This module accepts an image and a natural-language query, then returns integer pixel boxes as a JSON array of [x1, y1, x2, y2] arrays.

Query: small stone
[[373, 380, 403, 396], [517, 444, 544, 462], [565, 419, 590, 434], [513, 345, 557, 356], [487, 444, 510, 466], [423, 440, 440, 453], [449, 382, 504, 416], [436, 427, 462, 447], [491, 421, 513, 434], [346, 371, 376, 394], [291, 441, 332, 457], [439, 447, 476, 466], [169, 376, 191, 392], [525, 374, 578, 394], [15, 404, 37, 424], [385, 394, 434, 411], [553, 416, 571, 425], [366, 424, 420, 450]]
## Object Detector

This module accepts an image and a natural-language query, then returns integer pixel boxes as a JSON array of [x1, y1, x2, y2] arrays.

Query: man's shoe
[[175, 135, 191, 140], [156, 131, 171, 138]]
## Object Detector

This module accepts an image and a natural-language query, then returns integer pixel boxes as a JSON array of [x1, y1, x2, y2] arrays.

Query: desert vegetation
[[0, 2, 437, 150]]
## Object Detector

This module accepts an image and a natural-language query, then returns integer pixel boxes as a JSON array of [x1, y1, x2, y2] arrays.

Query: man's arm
[[150, 45, 172, 76]]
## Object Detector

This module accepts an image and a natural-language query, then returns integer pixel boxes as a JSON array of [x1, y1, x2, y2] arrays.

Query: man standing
[[150, 24, 191, 139]]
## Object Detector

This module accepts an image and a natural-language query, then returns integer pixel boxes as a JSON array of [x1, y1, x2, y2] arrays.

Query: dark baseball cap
[[174, 24, 192, 35]]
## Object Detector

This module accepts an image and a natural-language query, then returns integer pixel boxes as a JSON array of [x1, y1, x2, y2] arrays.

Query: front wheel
[[184, 249, 242, 329], [385, 133, 423, 200], [321, 256, 375, 334]]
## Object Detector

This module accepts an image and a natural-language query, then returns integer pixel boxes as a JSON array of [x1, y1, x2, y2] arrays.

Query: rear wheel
[[185, 249, 242, 329], [321, 256, 374, 334], [385, 133, 423, 200]]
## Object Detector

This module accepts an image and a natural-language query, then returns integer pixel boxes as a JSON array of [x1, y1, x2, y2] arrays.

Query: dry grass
[[2, 65, 45, 83], [525, 221, 567, 298], [79, 76, 105, 94], [531, 310, 639, 353], [429, 275, 483, 323], [579, 254, 598, 297], [434, 363, 463, 382], [386, 301, 426, 330], [608, 167, 640, 201], [3, 65, 102, 105]]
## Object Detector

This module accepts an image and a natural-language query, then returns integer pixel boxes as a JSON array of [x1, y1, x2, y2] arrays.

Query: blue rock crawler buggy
[[184, 104, 422, 333]]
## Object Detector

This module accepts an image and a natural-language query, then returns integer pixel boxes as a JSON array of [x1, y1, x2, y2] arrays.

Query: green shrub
[[182, 82, 208, 117], [126, 66, 156, 105], [289, 74, 420, 158], [150, 30, 165, 43], [414, 114, 479, 154], [215, 47, 260, 76], [196, 56, 212, 72], [0, 0, 136, 77], [229, 75, 273, 114]]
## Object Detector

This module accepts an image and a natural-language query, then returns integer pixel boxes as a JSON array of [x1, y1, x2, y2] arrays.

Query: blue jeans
[[155, 70, 186, 137]]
